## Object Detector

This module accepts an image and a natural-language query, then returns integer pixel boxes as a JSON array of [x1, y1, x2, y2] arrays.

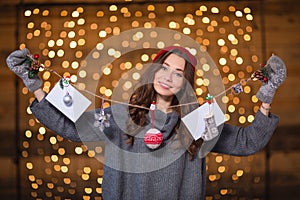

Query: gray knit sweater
[[30, 98, 279, 200]]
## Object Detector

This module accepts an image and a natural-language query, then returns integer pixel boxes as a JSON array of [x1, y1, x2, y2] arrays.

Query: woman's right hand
[[6, 48, 42, 92]]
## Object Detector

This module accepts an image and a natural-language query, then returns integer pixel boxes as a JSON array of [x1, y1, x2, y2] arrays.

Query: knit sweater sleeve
[[30, 97, 105, 142], [211, 110, 279, 156]]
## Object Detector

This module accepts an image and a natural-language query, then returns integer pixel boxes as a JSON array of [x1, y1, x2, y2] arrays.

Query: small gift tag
[[232, 83, 243, 94], [46, 81, 91, 122], [202, 113, 219, 141], [182, 102, 225, 140]]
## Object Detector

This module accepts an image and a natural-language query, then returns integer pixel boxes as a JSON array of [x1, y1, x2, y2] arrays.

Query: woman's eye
[[174, 72, 183, 78], [160, 65, 168, 71]]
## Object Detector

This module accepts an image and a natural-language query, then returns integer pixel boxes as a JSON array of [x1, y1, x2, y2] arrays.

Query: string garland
[[26, 53, 268, 110]]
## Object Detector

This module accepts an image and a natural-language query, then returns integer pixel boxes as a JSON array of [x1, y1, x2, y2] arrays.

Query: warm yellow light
[[83, 167, 91, 174], [218, 166, 226, 173], [228, 105, 235, 113], [104, 89, 112, 97], [69, 41, 77, 48], [225, 114, 230, 121], [230, 49, 238, 56], [215, 155, 223, 163], [239, 116, 246, 124], [61, 10, 68, 17], [222, 16, 229, 22], [236, 57, 243, 65], [75, 147, 83, 154], [244, 86, 251, 93], [81, 174, 90, 181], [220, 189, 228, 195], [166, 6, 174, 12], [208, 175, 216, 181], [147, 5, 155, 11], [202, 17, 210, 24], [26, 162, 33, 170], [247, 115, 254, 123], [199, 6, 207, 11], [211, 7, 219, 13], [51, 155, 58, 162], [25, 130, 32, 138], [169, 21, 178, 29], [110, 15, 118, 22], [56, 49, 64, 57], [109, 5, 118, 11], [202, 64, 210, 71], [39, 126, 46, 135], [219, 57, 227, 65], [99, 30, 107, 38], [24, 10, 32, 16], [246, 14, 253, 21], [49, 137, 57, 144], [244, 34, 251, 41], [236, 169, 244, 177], [85, 188, 93, 194], [68, 31, 76, 38], [123, 81, 132, 90], [97, 11, 104, 17], [72, 11, 80, 17], [77, 18, 85, 25], [228, 73, 235, 81], [141, 54, 149, 62], [27, 22, 34, 29], [217, 39, 225, 46], [235, 10, 243, 17], [228, 34, 236, 41], [61, 166, 68, 173], [196, 88, 203, 96]]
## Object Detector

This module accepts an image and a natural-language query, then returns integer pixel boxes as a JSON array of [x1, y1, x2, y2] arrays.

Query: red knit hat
[[153, 46, 197, 71]]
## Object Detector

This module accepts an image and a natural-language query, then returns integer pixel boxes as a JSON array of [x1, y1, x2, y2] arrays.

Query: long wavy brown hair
[[125, 48, 203, 160]]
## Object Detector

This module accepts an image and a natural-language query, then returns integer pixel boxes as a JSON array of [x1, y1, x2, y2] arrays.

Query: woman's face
[[153, 53, 186, 99]]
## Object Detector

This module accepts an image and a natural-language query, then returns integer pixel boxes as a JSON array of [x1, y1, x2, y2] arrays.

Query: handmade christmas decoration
[[144, 128, 163, 149], [144, 101, 163, 149], [94, 97, 111, 132], [60, 76, 73, 107]]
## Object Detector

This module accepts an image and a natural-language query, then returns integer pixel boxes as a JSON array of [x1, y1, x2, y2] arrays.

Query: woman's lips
[[158, 81, 172, 89]]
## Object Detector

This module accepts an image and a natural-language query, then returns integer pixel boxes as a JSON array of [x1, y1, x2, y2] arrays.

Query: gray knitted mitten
[[256, 55, 286, 103], [202, 113, 219, 141], [6, 48, 42, 92]]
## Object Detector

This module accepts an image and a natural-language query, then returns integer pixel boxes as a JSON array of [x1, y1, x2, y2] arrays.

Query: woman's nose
[[164, 70, 173, 82]]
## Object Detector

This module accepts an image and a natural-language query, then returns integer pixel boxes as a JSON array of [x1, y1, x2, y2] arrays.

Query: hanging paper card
[[46, 81, 91, 122], [181, 102, 226, 140]]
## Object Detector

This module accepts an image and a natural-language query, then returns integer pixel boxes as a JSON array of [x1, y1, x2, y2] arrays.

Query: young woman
[[6, 46, 285, 199]]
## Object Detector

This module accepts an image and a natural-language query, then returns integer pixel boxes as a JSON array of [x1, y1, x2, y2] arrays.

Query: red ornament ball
[[144, 128, 163, 149], [33, 54, 39, 59], [263, 77, 268, 82]]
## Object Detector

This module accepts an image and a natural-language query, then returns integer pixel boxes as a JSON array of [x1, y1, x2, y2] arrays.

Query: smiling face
[[153, 53, 186, 101]]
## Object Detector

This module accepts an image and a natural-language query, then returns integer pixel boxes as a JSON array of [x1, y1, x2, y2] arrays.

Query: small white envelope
[[181, 102, 226, 140], [46, 82, 91, 122]]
